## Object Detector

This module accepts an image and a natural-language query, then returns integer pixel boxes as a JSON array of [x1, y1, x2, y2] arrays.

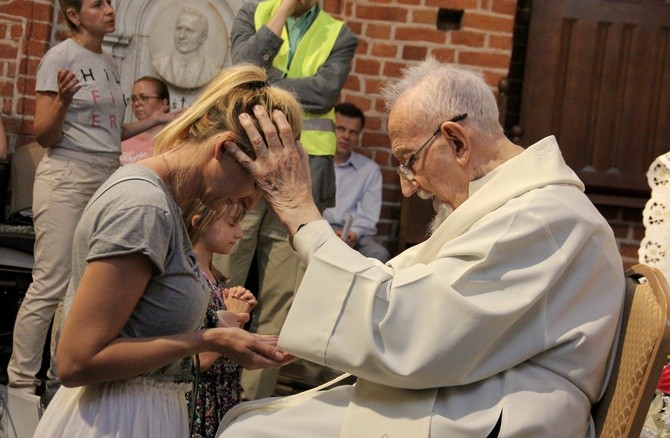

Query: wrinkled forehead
[[388, 97, 422, 155]]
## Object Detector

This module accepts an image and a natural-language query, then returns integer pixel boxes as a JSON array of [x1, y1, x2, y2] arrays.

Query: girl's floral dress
[[187, 272, 243, 438]]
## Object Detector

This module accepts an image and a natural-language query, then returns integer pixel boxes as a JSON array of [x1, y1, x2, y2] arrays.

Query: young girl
[[183, 200, 257, 438]]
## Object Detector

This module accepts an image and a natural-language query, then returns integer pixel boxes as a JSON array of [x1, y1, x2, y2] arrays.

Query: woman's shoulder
[[41, 39, 77, 61], [94, 166, 174, 212]]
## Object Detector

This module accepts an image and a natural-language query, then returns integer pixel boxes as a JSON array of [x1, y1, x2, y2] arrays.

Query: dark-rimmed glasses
[[396, 113, 468, 182], [129, 94, 161, 104]]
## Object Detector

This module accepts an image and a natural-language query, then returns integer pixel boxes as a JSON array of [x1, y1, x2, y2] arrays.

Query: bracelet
[[296, 223, 308, 234]]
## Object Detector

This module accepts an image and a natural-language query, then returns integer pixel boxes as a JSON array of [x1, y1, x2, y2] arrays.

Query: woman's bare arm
[[57, 253, 287, 387]]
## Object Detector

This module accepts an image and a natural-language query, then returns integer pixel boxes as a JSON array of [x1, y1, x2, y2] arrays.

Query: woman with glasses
[[7, 0, 176, 404], [120, 76, 171, 165]]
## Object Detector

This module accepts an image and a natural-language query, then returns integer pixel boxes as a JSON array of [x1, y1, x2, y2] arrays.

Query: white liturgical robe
[[218, 136, 624, 437]]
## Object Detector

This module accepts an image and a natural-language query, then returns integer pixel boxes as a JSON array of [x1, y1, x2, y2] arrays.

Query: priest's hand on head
[[224, 105, 321, 236]]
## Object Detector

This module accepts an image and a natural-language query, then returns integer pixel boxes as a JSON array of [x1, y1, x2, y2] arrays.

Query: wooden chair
[[592, 264, 670, 437]]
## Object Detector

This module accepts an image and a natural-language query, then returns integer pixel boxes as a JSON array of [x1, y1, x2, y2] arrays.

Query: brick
[[382, 187, 400, 203], [2, 115, 21, 131], [412, 9, 437, 25], [398, 0, 421, 4], [365, 116, 383, 131], [611, 224, 629, 239], [54, 29, 70, 42], [356, 5, 408, 23], [365, 131, 391, 148], [396, 27, 447, 44], [0, 1, 53, 22], [356, 38, 369, 55], [459, 50, 510, 69], [431, 47, 457, 62], [0, 43, 18, 59], [19, 57, 40, 76], [346, 20, 363, 35], [21, 118, 34, 134], [633, 225, 646, 241], [345, 95, 371, 112], [355, 59, 381, 76], [365, 78, 386, 95], [489, 34, 513, 50], [374, 98, 387, 113], [383, 61, 406, 78], [27, 21, 51, 41], [8, 61, 19, 78], [620, 243, 641, 259], [375, 150, 392, 166], [17, 96, 35, 115], [343, 75, 361, 93], [451, 30, 486, 47], [0, 23, 6, 39], [371, 43, 397, 58], [16, 76, 36, 94], [426, 0, 478, 8], [484, 70, 508, 89], [382, 169, 400, 185], [0, 81, 12, 96], [322, 0, 341, 14], [463, 12, 514, 33], [10, 23, 23, 39], [24, 39, 50, 58], [403, 45, 428, 61], [491, 0, 518, 16], [366, 23, 392, 40]]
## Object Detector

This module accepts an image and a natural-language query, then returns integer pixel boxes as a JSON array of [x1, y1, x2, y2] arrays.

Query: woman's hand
[[224, 106, 322, 236], [206, 328, 295, 369], [150, 106, 184, 126], [56, 69, 80, 104]]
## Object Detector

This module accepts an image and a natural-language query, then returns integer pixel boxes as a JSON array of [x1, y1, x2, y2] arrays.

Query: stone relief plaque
[[148, 1, 227, 90]]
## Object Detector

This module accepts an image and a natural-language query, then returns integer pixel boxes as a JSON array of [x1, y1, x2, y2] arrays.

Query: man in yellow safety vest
[[214, 0, 358, 400]]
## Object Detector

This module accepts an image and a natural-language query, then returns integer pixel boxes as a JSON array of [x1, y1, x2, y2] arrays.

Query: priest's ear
[[441, 122, 470, 162]]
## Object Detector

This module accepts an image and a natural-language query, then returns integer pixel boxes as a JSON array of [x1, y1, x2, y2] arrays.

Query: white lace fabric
[[640, 152, 670, 280]]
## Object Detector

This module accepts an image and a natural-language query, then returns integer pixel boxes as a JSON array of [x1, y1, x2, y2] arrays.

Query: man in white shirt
[[323, 103, 390, 262]]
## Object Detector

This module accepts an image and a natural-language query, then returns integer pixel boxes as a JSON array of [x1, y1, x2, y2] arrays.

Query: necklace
[[161, 153, 171, 173], [160, 154, 177, 198]]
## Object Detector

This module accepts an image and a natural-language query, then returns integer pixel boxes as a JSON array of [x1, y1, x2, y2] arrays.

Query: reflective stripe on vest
[[255, 0, 341, 156]]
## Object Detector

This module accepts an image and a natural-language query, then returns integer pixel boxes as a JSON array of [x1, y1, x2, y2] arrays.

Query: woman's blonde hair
[[153, 64, 302, 197], [182, 200, 246, 247]]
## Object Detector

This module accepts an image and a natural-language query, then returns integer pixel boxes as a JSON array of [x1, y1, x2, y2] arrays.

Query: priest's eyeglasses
[[396, 113, 468, 182]]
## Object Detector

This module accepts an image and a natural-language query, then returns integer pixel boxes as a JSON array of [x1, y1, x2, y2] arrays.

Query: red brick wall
[[0, 1, 54, 150], [2, 0, 645, 265], [324, 0, 517, 253]]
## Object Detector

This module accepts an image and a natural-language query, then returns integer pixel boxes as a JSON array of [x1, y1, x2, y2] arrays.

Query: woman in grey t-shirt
[[7, 0, 176, 399], [35, 64, 301, 437]]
